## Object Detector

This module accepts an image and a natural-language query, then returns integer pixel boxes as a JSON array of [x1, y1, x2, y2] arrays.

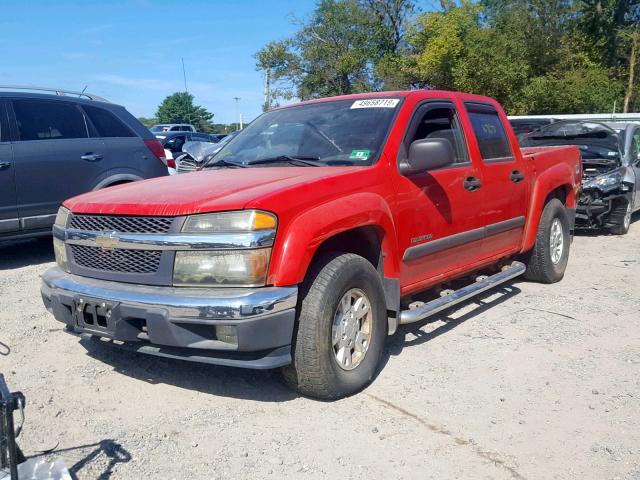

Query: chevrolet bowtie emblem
[[95, 232, 120, 250]]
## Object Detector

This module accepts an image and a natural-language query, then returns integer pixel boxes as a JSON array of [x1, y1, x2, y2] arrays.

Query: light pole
[[233, 96, 243, 130]]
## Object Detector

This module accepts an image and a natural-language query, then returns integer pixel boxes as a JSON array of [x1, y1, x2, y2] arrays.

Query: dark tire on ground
[[523, 198, 571, 284], [609, 199, 632, 235], [282, 252, 387, 400]]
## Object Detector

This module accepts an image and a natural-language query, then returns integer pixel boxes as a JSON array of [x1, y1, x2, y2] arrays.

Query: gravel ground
[[1, 219, 639, 480]]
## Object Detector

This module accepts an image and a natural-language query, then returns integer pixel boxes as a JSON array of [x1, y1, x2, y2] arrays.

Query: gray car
[[521, 120, 640, 234], [0, 87, 168, 241]]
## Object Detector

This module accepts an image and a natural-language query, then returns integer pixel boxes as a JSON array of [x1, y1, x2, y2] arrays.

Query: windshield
[[208, 98, 400, 167]]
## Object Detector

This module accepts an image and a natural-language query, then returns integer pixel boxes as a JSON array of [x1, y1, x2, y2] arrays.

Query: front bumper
[[41, 267, 298, 369], [576, 190, 632, 228]]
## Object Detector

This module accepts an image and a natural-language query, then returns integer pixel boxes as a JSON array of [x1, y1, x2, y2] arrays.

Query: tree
[[578, 0, 640, 68], [293, 0, 379, 99], [155, 92, 214, 131], [255, 0, 418, 97], [361, 0, 417, 88], [255, 0, 633, 114], [254, 40, 297, 111], [623, 28, 639, 112], [137, 116, 158, 128]]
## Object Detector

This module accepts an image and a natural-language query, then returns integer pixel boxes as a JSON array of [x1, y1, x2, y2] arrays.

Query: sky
[[0, 0, 317, 124]]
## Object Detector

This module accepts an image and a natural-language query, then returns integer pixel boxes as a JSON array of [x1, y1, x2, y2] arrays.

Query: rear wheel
[[282, 252, 387, 400], [523, 198, 570, 283]]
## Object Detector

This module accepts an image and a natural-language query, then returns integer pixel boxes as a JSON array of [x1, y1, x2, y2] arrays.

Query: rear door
[[10, 98, 106, 229], [0, 100, 18, 234], [393, 100, 487, 293], [462, 102, 529, 256], [82, 104, 150, 181]]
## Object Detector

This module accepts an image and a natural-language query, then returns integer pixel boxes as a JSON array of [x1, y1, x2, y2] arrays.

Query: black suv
[[0, 87, 168, 241]]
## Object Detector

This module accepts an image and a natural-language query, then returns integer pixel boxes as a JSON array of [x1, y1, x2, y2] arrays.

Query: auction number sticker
[[351, 98, 400, 109]]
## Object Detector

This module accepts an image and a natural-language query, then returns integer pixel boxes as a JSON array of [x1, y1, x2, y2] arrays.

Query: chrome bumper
[[41, 267, 298, 369]]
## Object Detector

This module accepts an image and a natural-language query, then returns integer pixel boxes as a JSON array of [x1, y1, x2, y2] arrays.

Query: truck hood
[[65, 167, 365, 216]]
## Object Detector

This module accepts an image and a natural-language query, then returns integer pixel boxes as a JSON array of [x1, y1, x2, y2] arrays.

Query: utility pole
[[182, 58, 193, 125], [182, 57, 188, 93], [233, 97, 243, 130]]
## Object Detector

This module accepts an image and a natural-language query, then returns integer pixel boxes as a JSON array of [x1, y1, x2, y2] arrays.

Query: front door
[[10, 98, 106, 230], [0, 101, 17, 234], [393, 100, 487, 295], [462, 102, 529, 257]]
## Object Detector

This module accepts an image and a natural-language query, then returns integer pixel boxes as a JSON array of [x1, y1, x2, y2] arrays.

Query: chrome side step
[[399, 261, 526, 325]]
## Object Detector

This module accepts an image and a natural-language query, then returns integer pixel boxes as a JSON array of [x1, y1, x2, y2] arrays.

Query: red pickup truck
[[41, 91, 581, 399]]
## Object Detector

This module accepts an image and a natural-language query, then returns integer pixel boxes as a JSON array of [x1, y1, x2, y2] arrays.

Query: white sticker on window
[[351, 98, 400, 109]]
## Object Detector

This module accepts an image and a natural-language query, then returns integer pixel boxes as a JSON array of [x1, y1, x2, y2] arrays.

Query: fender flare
[[522, 162, 577, 252], [268, 192, 400, 287], [93, 174, 144, 190]]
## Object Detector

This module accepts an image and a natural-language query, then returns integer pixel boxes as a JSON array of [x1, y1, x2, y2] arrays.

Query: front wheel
[[282, 253, 387, 400], [523, 198, 571, 283], [610, 200, 632, 235]]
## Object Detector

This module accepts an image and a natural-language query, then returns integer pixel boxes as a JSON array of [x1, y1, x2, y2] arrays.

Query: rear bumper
[[41, 267, 297, 369]]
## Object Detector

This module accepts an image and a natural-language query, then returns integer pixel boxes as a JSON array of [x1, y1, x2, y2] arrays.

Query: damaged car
[[521, 121, 640, 234]]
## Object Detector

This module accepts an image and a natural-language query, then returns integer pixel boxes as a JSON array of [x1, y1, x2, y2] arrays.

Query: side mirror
[[399, 138, 455, 175]]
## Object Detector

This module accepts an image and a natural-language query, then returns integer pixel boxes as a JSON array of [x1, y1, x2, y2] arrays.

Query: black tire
[[609, 199, 632, 235], [282, 252, 387, 400], [523, 198, 571, 283], [16, 444, 25, 464]]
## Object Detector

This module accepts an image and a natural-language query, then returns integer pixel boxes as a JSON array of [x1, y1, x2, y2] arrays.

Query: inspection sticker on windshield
[[350, 149, 371, 160], [351, 98, 399, 109]]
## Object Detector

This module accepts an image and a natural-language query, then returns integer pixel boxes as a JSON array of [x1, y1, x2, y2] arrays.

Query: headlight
[[173, 249, 271, 287], [53, 238, 69, 272], [582, 169, 625, 192], [54, 206, 70, 227], [176, 210, 277, 287], [182, 210, 276, 233]]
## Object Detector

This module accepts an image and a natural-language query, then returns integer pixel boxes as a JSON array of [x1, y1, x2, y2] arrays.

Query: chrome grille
[[70, 245, 162, 274], [69, 215, 174, 233]]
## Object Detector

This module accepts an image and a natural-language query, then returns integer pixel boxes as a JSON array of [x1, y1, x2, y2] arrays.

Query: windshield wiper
[[305, 121, 344, 153], [246, 155, 324, 167]]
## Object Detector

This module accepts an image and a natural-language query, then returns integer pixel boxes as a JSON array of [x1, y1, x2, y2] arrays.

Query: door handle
[[80, 153, 103, 162], [463, 176, 482, 192], [0, 161, 10, 170], [510, 170, 525, 183]]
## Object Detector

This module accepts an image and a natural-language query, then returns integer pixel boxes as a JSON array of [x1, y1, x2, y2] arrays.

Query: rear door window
[[465, 104, 513, 161], [13, 100, 88, 141], [83, 105, 135, 138]]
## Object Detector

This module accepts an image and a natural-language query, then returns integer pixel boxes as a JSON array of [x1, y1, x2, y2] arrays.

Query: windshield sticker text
[[351, 99, 399, 109]]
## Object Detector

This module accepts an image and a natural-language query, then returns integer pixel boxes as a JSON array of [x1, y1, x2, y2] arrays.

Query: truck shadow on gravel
[[383, 284, 521, 363], [0, 237, 54, 270], [78, 284, 521, 402], [78, 338, 298, 402]]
